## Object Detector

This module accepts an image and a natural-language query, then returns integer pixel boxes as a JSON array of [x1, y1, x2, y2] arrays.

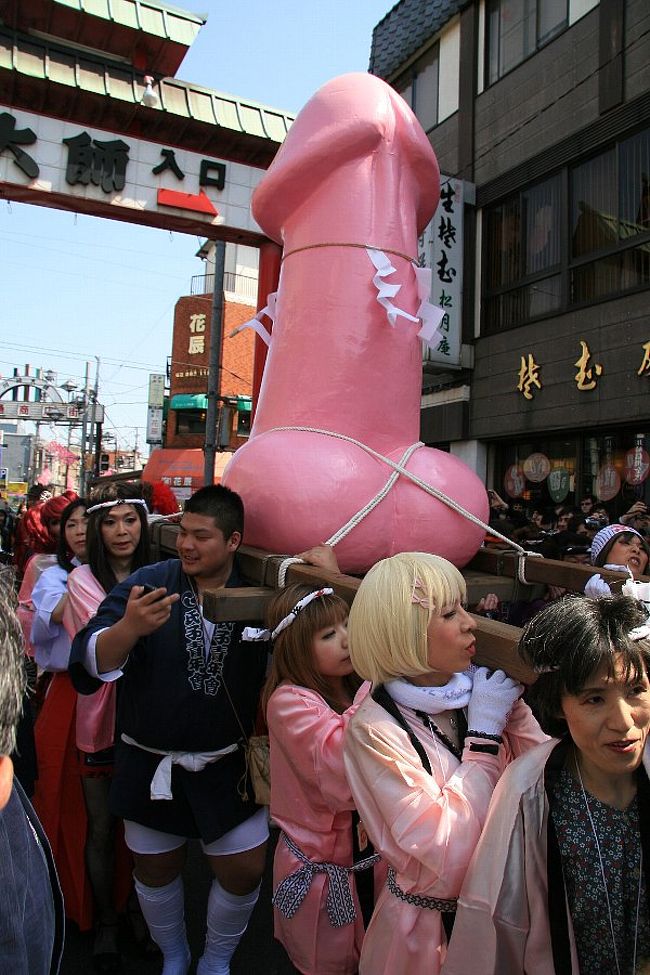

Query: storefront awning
[[170, 394, 208, 411], [143, 448, 233, 489]]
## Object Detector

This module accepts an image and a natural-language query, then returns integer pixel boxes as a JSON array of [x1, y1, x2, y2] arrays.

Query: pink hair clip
[[411, 577, 434, 610]]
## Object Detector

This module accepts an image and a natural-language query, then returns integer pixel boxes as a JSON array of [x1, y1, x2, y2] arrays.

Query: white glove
[[603, 563, 633, 576], [584, 574, 612, 598], [466, 668, 523, 737]]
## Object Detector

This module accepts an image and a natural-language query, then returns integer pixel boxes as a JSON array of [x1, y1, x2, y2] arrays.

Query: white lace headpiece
[[86, 498, 148, 515], [242, 587, 335, 642]]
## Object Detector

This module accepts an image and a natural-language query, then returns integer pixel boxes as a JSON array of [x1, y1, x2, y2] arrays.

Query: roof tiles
[[369, 0, 463, 79]]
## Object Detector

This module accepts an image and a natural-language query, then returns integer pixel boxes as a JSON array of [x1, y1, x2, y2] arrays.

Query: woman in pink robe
[[64, 484, 152, 968], [262, 584, 384, 974], [445, 594, 650, 975], [31, 498, 92, 931], [343, 552, 547, 975]]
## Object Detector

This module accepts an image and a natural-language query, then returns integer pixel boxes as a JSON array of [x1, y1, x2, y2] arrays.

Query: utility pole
[[133, 427, 139, 471], [204, 240, 226, 486], [87, 356, 100, 477], [79, 361, 90, 495]]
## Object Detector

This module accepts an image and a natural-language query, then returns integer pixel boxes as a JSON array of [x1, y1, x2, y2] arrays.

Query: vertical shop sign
[[418, 176, 464, 367], [146, 373, 165, 446]]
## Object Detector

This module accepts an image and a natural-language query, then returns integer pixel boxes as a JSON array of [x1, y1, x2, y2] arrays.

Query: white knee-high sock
[[196, 878, 261, 975], [134, 876, 191, 975]]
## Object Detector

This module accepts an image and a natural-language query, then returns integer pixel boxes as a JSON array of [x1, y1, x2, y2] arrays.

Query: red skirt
[[32, 672, 94, 931]]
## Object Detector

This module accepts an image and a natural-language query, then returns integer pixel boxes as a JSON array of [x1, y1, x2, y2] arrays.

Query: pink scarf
[[65, 565, 116, 754]]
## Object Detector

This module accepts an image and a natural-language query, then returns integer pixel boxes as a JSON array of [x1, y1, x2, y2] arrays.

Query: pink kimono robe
[[64, 564, 116, 754], [343, 694, 547, 975], [267, 681, 385, 975], [441, 736, 633, 975], [31, 560, 94, 932], [17, 553, 58, 656]]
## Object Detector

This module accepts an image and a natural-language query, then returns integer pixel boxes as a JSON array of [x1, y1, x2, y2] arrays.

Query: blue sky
[[0, 0, 394, 458]]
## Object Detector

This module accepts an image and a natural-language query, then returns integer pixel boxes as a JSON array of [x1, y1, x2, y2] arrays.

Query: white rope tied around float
[[265, 425, 541, 584]]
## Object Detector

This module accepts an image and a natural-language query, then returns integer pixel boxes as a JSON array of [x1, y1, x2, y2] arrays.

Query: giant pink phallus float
[[222, 72, 488, 573]]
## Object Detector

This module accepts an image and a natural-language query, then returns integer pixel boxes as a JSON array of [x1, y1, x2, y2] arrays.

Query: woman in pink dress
[[343, 552, 547, 975], [261, 584, 383, 975], [31, 497, 92, 932], [64, 483, 151, 972], [445, 594, 650, 975]]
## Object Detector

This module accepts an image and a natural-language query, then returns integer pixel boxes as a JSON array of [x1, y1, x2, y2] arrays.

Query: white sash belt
[[121, 733, 239, 801]]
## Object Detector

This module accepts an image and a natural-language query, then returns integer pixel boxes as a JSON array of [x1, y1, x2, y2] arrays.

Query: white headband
[[86, 498, 148, 515], [242, 587, 335, 643], [630, 624, 650, 642]]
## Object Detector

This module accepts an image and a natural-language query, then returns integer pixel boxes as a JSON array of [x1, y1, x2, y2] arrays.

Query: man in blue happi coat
[[70, 485, 269, 975]]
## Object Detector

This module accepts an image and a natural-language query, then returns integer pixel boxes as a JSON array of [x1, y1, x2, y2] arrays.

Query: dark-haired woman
[[31, 498, 93, 931], [445, 594, 650, 975], [585, 524, 650, 599], [64, 485, 151, 971]]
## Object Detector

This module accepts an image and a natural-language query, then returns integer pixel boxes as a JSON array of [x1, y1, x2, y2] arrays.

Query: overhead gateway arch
[[0, 0, 293, 244]]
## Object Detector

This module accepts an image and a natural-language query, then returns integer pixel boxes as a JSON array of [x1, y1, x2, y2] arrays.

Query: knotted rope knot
[[265, 425, 527, 558]]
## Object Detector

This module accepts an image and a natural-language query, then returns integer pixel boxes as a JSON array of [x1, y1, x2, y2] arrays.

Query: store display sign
[[624, 446, 650, 485], [504, 464, 526, 498], [523, 452, 550, 483], [595, 463, 621, 502], [548, 468, 570, 503]]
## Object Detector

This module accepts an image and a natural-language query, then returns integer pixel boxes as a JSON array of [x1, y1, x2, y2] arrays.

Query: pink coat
[[64, 564, 116, 754], [442, 737, 625, 975], [17, 553, 58, 656], [343, 695, 547, 975], [267, 681, 385, 975]]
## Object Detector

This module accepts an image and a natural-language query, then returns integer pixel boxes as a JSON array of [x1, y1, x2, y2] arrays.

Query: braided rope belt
[[273, 831, 380, 928], [387, 866, 457, 913]]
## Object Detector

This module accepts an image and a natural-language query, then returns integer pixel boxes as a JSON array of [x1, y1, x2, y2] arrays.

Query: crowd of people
[[2, 477, 650, 975], [487, 488, 650, 558]]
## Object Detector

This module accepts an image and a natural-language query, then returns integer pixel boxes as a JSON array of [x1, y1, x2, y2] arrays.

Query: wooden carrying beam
[[469, 547, 649, 591], [202, 546, 535, 684]]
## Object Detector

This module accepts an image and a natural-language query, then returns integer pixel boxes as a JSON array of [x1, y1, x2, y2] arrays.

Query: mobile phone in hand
[[141, 583, 164, 600]]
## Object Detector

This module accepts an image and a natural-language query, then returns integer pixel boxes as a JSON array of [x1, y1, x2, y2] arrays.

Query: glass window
[[524, 178, 561, 274], [396, 77, 413, 111], [484, 124, 650, 330], [497, 429, 650, 521], [394, 44, 438, 132], [619, 129, 650, 238], [487, 0, 568, 85], [538, 0, 568, 45], [176, 410, 206, 436], [483, 174, 562, 332], [412, 46, 438, 133], [568, 137, 650, 304], [571, 149, 617, 259]]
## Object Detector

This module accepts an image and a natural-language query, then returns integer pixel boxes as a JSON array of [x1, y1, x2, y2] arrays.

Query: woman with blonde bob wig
[[343, 552, 546, 975]]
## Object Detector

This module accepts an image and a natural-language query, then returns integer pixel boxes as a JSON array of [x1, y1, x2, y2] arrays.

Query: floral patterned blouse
[[551, 768, 650, 974]]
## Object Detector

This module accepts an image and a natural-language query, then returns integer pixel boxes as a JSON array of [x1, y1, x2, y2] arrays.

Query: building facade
[[371, 0, 650, 515]]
